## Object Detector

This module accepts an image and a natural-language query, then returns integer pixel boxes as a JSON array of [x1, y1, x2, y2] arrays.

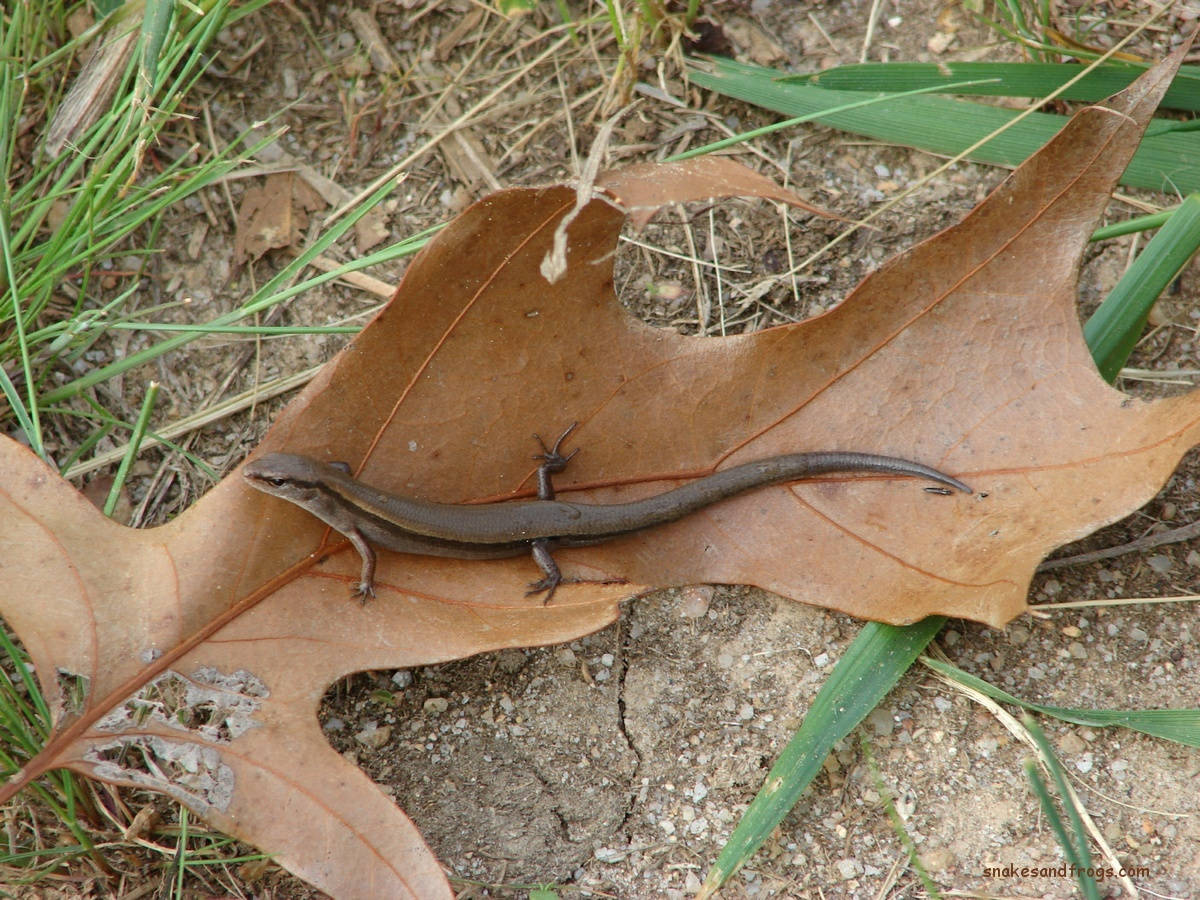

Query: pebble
[[921, 847, 956, 872], [1057, 732, 1085, 754], [866, 707, 894, 736], [835, 858, 863, 879], [354, 721, 391, 749], [678, 586, 714, 617], [496, 649, 526, 674], [1147, 555, 1173, 574], [555, 648, 577, 667], [594, 846, 625, 863]]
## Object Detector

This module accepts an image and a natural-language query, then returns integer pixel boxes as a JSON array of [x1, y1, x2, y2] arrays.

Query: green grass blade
[[0, 213, 43, 456], [667, 77, 1002, 162], [1084, 193, 1200, 382], [140, 0, 176, 88], [36, 175, 409, 408], [689, 56, 1200, 194], [1022, 717, 1101, 900], [698, 616, 945, 895], [922, 657, 1200, 746], [861, 736, 940, 897], [1091, 208, 1174, 241], [103, 381, 158, 517], [792, 61, 1200, 112]]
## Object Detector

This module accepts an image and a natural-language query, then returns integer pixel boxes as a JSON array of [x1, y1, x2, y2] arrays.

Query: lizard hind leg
[[525, 538, 626, 604]]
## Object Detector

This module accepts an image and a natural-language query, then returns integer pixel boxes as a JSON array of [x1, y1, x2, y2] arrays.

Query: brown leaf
[[233, 171, 326, 267], [44, 8, 139, 159], [2, 48, 1197, 897]]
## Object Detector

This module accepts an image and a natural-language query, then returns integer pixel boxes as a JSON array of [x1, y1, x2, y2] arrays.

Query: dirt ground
[[39, 0, 1200, 897]]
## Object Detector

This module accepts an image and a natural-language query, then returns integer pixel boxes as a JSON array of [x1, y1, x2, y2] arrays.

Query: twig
[[1037, 517, 1200, 571]]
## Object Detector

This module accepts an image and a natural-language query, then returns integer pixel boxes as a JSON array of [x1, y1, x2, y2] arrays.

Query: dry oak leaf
[[1, 46, 1197, 896], [0, 158, 838, 898], [233, 170, 326, 267]]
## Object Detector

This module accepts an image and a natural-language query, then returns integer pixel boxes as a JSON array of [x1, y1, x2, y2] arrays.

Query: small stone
[[391, 670, 413, 688], [679, 586, 714, 617], [496, 649, 526, 674], [927, 31, 955, 53], [1068, 641, 1087, 660], [1075, 752, 1094, 774], [895, 789, 916, 820], [835, 858, 863, 880], [555, 648, 577, 667], [423, 697, 449, 714], [1057, 732, 1085, 754], [594, 846, 625, 863], [866, 707, 894, 736], [974, 736, 999, 757], [921, 847, 956, 872], [354, 721, 391, 749], [1147, 555, 1173, 574]]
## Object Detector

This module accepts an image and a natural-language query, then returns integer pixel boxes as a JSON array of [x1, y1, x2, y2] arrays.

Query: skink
[[242, 427, 971, 602]]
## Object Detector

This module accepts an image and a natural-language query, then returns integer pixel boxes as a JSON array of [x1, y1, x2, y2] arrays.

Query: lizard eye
[[266, 477, 288, 487]]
